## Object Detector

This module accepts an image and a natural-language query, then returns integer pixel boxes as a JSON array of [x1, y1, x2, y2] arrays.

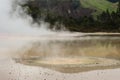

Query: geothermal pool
[[1, 33, 120, 73], [15, 33, 120, 73], [0, 33, 120, 80]]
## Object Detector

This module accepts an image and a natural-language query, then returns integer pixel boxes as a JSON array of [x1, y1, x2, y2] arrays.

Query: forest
[[23, 0, 120, 32]]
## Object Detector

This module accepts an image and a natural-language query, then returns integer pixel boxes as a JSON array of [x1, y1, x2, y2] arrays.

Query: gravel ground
[[0, 58, 120, 80]]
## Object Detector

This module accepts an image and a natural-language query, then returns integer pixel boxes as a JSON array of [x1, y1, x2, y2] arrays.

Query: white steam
[[0, 0, 53, 36]]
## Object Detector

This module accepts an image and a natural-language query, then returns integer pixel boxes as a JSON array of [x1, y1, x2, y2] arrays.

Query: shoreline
[[19, 57, 120, 73], [0, 32, 120, 38], [1, 58, 120, 80]]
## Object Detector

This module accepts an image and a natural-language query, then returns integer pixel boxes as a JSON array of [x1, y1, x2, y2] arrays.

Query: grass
[[80, 0, 118, 13]]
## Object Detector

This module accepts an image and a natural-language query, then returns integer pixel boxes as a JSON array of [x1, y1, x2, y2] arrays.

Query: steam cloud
[[0, 0, 53, 36]]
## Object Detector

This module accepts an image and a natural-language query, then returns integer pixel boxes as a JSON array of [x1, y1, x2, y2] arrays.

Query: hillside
[[24, 0, 118, 19], [81, 0, 118, 13], [25, 0, 93, 18], [22, 0, 120, 32]]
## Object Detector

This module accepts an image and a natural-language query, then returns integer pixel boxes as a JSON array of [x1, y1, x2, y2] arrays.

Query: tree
[[117, 0, 120, 13]]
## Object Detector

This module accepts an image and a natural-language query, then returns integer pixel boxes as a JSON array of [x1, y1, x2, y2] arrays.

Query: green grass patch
[[80, 0, 118, 13]]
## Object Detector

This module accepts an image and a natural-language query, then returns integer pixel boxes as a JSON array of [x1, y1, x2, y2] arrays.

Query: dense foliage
[[23, 0, 120, 32], [108, 0, 119, 3]]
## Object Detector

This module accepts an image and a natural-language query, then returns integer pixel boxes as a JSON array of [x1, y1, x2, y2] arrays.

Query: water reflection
[[22, 36, 120, 60], [18, 35, 120, 73]]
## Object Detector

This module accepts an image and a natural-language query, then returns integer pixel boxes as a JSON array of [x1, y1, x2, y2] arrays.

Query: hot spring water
[[17, 34, 120, 73]]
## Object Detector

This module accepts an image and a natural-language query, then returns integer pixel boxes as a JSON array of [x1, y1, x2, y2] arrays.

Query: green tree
[[117, 0, 120, 13]]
